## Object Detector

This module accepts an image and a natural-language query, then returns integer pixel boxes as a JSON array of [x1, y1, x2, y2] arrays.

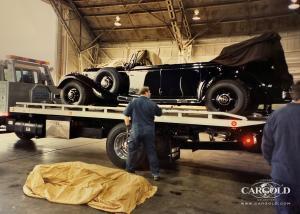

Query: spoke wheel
[[94, 68, 121, 95], [65, 87, 80, 104], [60, 81, 89, 105], [113, 132, 129, 160], [211, 89, 238, 112], [106, 123, 146, 169], [205, 80, 250, 115]]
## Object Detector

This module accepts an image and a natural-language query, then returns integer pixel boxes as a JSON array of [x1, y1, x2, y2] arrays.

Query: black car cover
[[212, 32, 293, 89]]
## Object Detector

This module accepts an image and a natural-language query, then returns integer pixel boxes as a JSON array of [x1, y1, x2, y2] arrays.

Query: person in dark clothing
[[262, 81, 300, 214], [123, 86, 162, 180]]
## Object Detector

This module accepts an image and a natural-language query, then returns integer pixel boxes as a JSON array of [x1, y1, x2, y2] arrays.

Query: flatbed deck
[[10, 102, 266, 128]]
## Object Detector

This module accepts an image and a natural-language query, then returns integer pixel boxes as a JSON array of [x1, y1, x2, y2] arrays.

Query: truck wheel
[[61, 81, 89, 105], [205, 80, 249, 115], [106, 123, 146, 169], [95, 68, 121, 95], [15, 132, 34, 140]]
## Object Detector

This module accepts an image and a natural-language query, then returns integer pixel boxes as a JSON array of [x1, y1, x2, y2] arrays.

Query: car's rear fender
[[234, 70, 277, 103], [199, 69, 268, 101]]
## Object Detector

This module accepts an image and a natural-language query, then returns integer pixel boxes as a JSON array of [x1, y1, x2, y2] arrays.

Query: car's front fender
[[57, 73, 99, 90]]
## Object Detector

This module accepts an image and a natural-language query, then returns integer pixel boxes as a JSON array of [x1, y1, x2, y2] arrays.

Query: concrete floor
[[0, 133, 274, 214]]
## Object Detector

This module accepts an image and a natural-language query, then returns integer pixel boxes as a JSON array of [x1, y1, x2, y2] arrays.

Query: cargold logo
[[241, 180, 291, 199]]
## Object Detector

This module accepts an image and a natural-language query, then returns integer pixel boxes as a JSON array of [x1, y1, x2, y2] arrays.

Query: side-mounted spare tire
[[60, 80, 90, 105], [205, 80, 250, 115], [94, 68, 121, 95]]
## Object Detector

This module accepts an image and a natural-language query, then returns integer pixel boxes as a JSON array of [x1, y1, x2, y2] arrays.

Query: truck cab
[[0, 55, 59, 129]]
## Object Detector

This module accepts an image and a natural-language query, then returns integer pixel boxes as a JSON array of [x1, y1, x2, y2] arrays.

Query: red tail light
[[241, 134, 257, 148]]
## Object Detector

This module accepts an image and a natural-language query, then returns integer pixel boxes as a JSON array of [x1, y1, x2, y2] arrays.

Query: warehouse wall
[[97, 30, 300, 81], [0, 0, 58, 78]]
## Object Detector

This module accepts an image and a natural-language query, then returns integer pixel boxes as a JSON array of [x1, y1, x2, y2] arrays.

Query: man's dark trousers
[[126, 127, 159, 176], [273, 179, 300, 214]]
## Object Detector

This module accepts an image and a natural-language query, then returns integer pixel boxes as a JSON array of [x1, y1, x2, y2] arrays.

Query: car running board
[[117, 95, 199, 104]]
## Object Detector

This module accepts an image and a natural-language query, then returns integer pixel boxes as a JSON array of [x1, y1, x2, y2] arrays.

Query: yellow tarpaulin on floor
[[23, 162, 157, 213]]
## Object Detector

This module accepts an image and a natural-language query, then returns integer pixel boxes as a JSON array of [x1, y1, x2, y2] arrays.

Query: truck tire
[[15, 132, 34, 141], [95, 68, 121, 95], [106, 123, 146, 169], [205, 80, 250, 115], [60, 81, 90, 105]]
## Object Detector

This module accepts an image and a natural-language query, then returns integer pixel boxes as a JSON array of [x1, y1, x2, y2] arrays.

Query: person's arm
[[123, 101, 134, 127], [155, 104, 162, 116], [262, 116, 275, 165], [124, 116, 131, 127]]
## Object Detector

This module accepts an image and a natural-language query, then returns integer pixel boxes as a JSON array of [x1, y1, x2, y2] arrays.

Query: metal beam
[[65, 0, 96, 40], [165, 0, 183, 51], [245, 0, 253, 35], [177, 0, 192, 39], [136, 3, 170, 25], [81, 0, 262, 17], [84, 7, 172, 17], [49, 0, 81, 53], [83, 0, 146, 50], [78, 0, 262, 9], [91, 12, 295, 32], [93, 25, 169, 32], [41, 0, 70, 7], [76, 0, 166, 9], [135, 1, 176, 40], [120, 0, 142, 41]]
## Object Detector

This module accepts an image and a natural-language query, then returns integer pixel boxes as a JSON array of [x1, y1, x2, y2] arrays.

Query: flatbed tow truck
[[5, 102, 266, 168]]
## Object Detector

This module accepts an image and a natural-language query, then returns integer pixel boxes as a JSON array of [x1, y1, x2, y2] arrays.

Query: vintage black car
[[58, 32, 293, 115]]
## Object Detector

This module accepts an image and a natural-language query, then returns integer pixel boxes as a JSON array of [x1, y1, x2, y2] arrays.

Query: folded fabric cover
[[212, 32, 293, 89], [23, 162, 157, 213], [212, 32, 283, 67]]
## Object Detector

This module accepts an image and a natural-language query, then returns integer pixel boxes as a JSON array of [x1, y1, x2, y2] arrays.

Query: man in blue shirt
[[123, 86, 162, 180], [262, 81, 300, 213]]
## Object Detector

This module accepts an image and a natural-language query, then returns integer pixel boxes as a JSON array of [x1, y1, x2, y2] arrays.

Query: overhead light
[[192, 9, 201, 21], [114, 16, 122, 27], [288, 0, 300, 10]]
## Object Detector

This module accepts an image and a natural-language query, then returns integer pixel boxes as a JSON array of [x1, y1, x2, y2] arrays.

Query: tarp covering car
[[212, 32, 293, 89], [23, 162, 157, 214]]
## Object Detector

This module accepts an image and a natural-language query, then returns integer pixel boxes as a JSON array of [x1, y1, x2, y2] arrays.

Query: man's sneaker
[[153, 175, 160, 181]]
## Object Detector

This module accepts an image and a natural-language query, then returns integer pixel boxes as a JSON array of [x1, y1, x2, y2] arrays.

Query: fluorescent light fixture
[[192, 9, 201, 21], [289, 0, 300, 9]]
